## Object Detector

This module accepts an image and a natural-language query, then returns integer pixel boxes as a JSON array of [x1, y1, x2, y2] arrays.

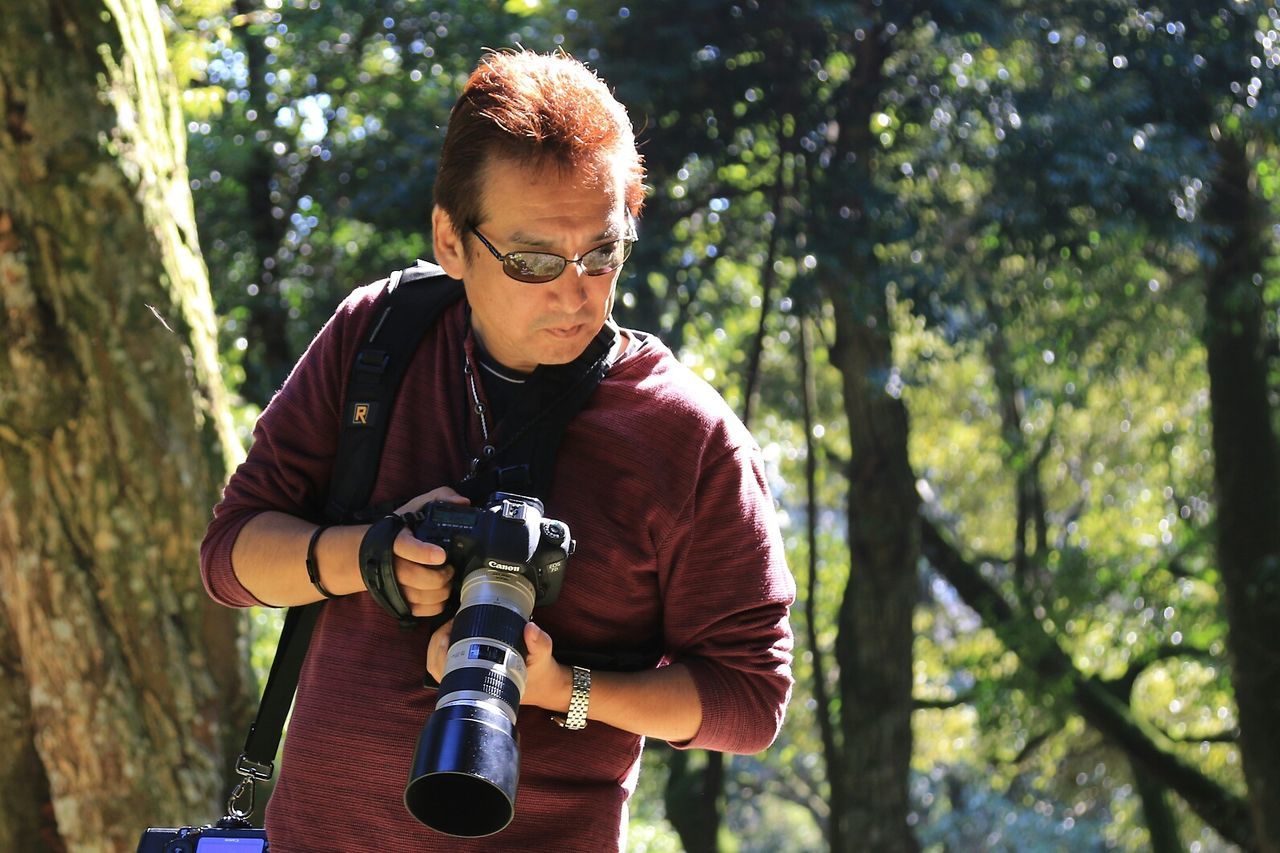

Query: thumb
[[524, 621, 553, 660]]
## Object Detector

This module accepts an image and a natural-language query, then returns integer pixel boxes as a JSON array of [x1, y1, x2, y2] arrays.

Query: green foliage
[[169, 0, 1280, 849], [166, 0, 576, 404]]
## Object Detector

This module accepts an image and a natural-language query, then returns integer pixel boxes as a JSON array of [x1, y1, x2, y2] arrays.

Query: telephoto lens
[[404, 495, 572, 837]]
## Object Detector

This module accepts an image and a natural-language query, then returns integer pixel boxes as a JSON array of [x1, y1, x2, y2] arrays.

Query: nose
[[547, 263, 589, 312]]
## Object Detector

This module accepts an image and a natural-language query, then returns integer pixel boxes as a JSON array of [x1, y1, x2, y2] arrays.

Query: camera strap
[[454, 317, 617, 504], [228, 601, 322, 818], [358, 513, 417, 629]]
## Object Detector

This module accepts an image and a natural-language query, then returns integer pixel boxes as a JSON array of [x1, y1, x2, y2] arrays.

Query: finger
[[396, 487, 471, 515], [395, 560, 454, 618], [396, 561, 454, 593], [427, 621, 454, 681], [401, 580, 452, 608], [393, 528, 448, 565]]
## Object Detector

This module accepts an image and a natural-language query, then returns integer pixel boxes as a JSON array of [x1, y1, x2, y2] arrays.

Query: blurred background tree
[[0, 1, 252, 849], [3, 0, 1274, 849], [166, 0, 1279, 850]]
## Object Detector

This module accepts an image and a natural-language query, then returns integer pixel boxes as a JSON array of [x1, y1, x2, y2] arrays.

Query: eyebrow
[[507, 224, 626, 250]]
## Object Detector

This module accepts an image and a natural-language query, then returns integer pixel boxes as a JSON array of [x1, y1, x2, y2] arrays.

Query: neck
[[473, 339, 530, 384]]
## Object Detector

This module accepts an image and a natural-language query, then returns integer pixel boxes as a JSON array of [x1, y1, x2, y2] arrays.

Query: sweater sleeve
[[199, 290, 367, 608], [659, 442, 796, 754]]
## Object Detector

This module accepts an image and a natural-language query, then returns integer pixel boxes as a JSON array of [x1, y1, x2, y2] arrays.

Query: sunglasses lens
[[497, 240, 635, 283], [581, 240, 634, 275], [504, 252, 565, 284]]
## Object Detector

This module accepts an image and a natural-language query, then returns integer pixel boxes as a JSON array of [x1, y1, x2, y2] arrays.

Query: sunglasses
[[470, 226, 635, 284]]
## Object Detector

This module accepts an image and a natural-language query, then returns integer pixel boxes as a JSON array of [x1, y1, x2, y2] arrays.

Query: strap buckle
[[355, 348, 390, 375], [226, 776, 256, 821], [235, 754, 274, 781], [225, 754, 272, 821]]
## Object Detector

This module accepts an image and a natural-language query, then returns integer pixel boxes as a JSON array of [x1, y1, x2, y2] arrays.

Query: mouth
[[544, 323, 585, 339]]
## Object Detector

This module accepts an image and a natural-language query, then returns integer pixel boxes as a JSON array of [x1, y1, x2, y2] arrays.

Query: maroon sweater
[[201, 278, 795, 852]]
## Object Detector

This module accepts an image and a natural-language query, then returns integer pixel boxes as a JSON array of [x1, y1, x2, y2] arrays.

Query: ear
[[431, 206, 467, 279]]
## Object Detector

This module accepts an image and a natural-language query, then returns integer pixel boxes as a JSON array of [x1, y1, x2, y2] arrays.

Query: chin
[[536, 328, 596, 364], [538, 347, 584, 366]]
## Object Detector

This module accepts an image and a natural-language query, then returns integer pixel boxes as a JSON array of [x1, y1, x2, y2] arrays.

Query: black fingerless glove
[[359, 514, 416, 629]]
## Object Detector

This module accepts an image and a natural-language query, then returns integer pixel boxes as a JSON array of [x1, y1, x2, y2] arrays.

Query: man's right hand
[[229, 486, 470, 610], [388, 487, 470, 617]]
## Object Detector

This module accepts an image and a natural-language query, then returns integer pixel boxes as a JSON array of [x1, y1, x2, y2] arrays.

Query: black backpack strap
[[325, 262, 464, 523], [233, 262, 461, 791]]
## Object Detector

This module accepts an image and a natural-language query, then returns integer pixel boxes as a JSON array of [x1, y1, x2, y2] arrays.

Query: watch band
[[553, 665, 591, 730]]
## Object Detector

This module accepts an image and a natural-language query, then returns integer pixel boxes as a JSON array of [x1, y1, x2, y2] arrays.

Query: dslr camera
[[401, 492, 574, 837], [407, 491, 572, 609], [136, 818, 267, 852]]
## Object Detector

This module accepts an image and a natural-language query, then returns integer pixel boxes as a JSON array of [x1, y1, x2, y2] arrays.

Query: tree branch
[[912, 694, 972, 711], [921, 515, 1255, 849], [799, 312, 845, 844]]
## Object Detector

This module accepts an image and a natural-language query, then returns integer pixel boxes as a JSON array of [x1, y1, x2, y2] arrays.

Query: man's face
[[432, 156, 632, 373]]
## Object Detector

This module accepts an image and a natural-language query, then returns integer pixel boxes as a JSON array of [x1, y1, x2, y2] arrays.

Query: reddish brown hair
[[433, 50, 646, 240]]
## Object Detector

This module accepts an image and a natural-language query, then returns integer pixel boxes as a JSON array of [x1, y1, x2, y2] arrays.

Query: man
[[201, 50, 794, 852]]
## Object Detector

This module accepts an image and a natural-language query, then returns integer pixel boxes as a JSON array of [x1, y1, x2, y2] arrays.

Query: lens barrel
[[404, 570, 535, 836]]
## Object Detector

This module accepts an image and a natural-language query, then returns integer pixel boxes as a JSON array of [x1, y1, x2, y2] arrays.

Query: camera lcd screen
[[196, 839, 267, 851], [431, 506, 476, 527]]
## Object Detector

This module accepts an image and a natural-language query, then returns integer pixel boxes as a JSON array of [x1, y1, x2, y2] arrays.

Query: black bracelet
[[306, 526, 339, 599]]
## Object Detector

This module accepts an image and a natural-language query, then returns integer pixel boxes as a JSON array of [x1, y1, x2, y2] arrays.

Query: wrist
[[315, 524, 370, 597], [552, 665, 591, 731]]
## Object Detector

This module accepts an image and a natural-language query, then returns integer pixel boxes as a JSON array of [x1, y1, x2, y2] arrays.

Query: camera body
[[136, 821, 268, 852], [408, 492, 573, 608]]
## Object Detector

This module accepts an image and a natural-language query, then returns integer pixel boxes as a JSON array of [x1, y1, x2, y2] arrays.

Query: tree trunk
[[814, 15, 921, 852], [823, 285, 922, 853], [231, 0, 294, 406], [1132, 767, 1182, 853], [0, 2, 251, 850], [1102, 672, 1183, 851], [662, 746, 726, 853], [1201, 133, 1280, 853]]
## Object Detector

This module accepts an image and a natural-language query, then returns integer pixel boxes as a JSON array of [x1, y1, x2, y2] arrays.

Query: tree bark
[[0, 2, 251, 850], [1201, 133, 1280, 853], [662, 746, 726, 853], [0, 609, 63, 851], [814, 14, 921, 851]]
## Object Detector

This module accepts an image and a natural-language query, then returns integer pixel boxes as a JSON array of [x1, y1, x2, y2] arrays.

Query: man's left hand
[[425, 619, 570, 713]]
